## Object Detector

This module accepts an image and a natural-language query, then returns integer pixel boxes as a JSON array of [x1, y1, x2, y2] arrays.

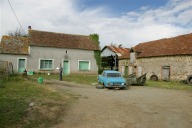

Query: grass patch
[[30, 74, 98, 85], [63, 74, 98, 85], [146, 80, 192, 90], [0, 75, 76, 128]]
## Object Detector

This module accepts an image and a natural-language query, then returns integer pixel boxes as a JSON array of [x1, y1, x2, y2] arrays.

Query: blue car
[[98, 70, 127, 89]]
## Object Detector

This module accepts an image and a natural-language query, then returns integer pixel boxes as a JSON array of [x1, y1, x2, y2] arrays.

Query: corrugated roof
[[0, 36, 28, 55], [28, 30, 99, 50], [134, 33, 192, 58]]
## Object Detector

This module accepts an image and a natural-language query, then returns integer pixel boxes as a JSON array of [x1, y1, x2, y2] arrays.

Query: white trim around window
[[78, 60, 91, 71], [39, 58, 54, 70]]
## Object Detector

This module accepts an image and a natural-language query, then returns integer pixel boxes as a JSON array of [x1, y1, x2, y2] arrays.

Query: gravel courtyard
[[48, 81, 192, 128]]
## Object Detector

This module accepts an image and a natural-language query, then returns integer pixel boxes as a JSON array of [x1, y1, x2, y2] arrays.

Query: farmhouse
[[0, 27, 100, 75], [119, 33, 192, 81]]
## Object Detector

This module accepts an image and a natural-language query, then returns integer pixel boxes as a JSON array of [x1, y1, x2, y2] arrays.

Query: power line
[[8, 0, 25, 34]]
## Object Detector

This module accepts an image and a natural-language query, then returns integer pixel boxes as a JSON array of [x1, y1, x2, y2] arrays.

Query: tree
[[8, 28, 27, 37]]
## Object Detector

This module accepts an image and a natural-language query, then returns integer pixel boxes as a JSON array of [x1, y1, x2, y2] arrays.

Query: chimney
[[28, 26, 31, 30]]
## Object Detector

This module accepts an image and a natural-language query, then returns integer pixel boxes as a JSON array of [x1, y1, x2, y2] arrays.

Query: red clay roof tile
[[0, 36, 28, 55], [104, 45, 130, 59], [28, 30, 99, 50], [134, 33, 192, 58]]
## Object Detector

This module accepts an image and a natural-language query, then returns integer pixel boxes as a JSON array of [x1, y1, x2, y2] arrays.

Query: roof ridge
[[29, 29, 89, 37], [28, 29, 99, 50], [137, 33, 192, 45]]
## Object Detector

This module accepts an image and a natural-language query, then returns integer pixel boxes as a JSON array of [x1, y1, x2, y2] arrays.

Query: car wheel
[[103, 83, 105, 88], [96, 85, 104, 89]]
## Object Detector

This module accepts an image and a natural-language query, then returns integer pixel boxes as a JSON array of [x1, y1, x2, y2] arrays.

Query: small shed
[[101, 45, 129, 70]]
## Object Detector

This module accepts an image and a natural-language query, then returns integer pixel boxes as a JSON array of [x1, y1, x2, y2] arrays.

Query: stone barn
[[119, 33, 192, 82]]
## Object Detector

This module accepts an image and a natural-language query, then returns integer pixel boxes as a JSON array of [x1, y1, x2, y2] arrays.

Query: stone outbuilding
[[119, 33, 192, 81]]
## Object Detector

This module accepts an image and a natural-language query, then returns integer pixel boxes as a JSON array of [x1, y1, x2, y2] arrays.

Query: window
[[107, 73, 121, 78], [78, 60, 90, 71], [40, 59, 53, 70]]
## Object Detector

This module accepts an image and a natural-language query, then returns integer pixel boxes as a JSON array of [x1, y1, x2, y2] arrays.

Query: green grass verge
[[30, 74, 98, 85], [0, 76, 76, 128], [146, 80, 192, 90]]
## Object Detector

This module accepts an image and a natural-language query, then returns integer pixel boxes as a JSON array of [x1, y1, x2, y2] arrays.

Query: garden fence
[[0, 60, 13, 80]]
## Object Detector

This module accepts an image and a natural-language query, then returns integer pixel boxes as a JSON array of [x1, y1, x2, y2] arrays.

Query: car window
[[107, 73, 121, 77]]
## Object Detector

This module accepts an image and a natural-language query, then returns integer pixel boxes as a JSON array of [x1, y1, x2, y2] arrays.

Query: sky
[[0, 0, 192, 48]]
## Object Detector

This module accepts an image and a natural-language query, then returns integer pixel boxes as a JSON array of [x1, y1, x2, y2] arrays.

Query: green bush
[[98, 69, 103, 74]]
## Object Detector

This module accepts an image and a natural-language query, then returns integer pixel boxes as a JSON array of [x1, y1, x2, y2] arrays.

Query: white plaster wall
[[0, 54, 28, 73], [0, 46, 98, 74], [28, 46, 98, 74]]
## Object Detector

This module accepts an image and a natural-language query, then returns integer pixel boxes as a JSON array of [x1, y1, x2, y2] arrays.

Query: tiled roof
[[0, 36, 28, 55], [134, 33, 192, 58], [28, 30, 99, 50], [104, 45, 130, 59], [120, 51, 130, 59]]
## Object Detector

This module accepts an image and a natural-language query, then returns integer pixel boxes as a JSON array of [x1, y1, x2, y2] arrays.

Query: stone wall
[[138, 56, 192, 80], [118, 59, 130, 76], [119, 55, 192, 81]]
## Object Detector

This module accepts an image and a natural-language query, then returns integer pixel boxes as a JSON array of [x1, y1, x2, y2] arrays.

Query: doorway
[[63, 60, 70, 75], [162, 66, 170, 81], [18, 59, 26, 74]]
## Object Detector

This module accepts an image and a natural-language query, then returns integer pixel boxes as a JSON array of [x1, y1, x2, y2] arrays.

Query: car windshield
[[107, 73, 121, 78]]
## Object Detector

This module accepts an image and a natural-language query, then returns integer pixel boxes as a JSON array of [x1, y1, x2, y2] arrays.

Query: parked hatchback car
[[98, 70, 127, 89]]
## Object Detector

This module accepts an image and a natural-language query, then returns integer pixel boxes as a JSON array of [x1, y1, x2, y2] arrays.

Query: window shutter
[[79, 61, 89, 71]]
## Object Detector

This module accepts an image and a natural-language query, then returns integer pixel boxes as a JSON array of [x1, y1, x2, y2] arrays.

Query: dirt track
[[48, 81, 192, 128]]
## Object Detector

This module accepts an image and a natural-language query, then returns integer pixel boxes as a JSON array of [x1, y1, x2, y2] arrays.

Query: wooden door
[[63, 60, 69, 75], [162, 66, 170, 81], [18, 59, 25, 74]]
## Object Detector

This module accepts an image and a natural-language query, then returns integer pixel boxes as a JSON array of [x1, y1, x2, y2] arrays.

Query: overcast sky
[[0, 0, 192, 48]]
